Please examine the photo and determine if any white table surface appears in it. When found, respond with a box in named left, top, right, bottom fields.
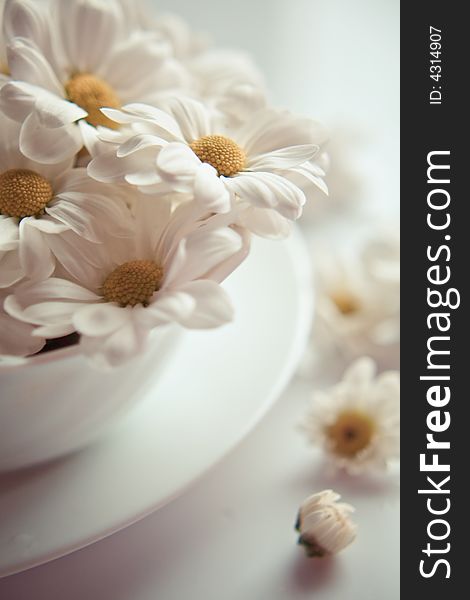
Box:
left=0, top=1, right=399, bottom=598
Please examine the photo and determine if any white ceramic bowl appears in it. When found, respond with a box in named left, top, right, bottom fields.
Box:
left=0, top=326, right=182, bottom=472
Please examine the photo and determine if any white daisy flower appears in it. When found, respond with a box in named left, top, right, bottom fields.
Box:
left=5, top=199, right=248, bottom=368
left=301, top=357, right=400, bottom=474
left=88, top=98, right=327, bottom=225
left=295, top=489, right=357, bottom=557
left=0, top=288, right=45, bottom=359
left=0, top=0, right=189, bottom=163
left=0, top=110, right=131, bottom=288
left=310, top=233, right=400, bottom=366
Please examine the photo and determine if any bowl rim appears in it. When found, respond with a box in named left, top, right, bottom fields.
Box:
left=0, top=343, right=81, bottom=372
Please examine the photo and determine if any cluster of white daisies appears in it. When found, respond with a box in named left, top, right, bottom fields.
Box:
left=0, top=0, right=328, bottom=367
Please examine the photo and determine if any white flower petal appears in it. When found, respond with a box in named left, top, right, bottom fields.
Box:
left=141, top=290, right=195, bottom=326
left=178, top=280, right=234, bottom=329
left=166, top=97, right=211, bottom=142
left=104, top=103, right=183, bottom=140
left=165, top=227, right=242, bottom=287
left=7, top=38, right=63, bottom=97
left=116, top=134, right=163, bottom=158
left=80, top=321, right=148, bottom=369
left=0, top=249, right=23, bottom=288
left=72, top=303, right=128, bottom=336
left=225, top=172, right=305, bottom=220
left=236, top=109, right=327, bottom=156
left=0, top=216, right=19, bottom=251
left=102, top=34, right=171, bottom=99
left=3, top=0, right=47, bottom=46
left=237, top=206, right=292, bottom=239
left=18, top=219, right=55, bottom=281
left=248, top=145, right=318, bottom=171
left=156, top=142, right=200, bottom=177
left=0, top=80, right=37, bottom=122
left=55, top=0, right=124, bottom=74
left=20, top=113, right=83, bottom=163
left=193, top=163, right=231, bottom=213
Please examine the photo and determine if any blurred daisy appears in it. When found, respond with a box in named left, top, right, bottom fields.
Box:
left=301, top=357, right=400, bottom=474
left=295, top=490, right=357, bottom=557
left=0, top=0, right=188, bottom=162
left=88, top=98, right=327, bottom=222
left=305, top=233, right=400, bottom=368
left=5, top=199, right=248, bottom=368
left=0, top=110, right=131, bottom=288
left=186, top=49, right=267, bottom=126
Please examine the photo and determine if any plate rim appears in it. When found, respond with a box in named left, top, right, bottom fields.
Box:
left=0, top=228, right=313, bottom=578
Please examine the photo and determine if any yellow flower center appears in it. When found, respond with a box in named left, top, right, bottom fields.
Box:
left=330, top=290, right=361, bottom=315
left=326, top=410, right=375, bottom=458
left=0, top=62, right=10, bottom=76
left=65, top=73, right=120, bottom=129
left=189, top=135, right=246, bottom=177
left=102, top=260, right=164, bottom=307
left=0, top=169, right=53, bottom=218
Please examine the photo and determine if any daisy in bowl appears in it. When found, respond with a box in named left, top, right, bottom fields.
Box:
left=87, top=97, right=328, bottom=225
left=5, top=198, right=248, bottom=368
left=0, top=110, right=131, bottom=288
left=0, top=0, right=190, bottom=163
left=301, top=357, right=400, bottom=475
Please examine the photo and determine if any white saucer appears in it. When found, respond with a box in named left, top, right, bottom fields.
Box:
left=0, top=229, right=313, bottom=578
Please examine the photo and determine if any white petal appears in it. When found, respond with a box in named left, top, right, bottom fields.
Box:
left=103, top=103, right=183, bottom=140
left=6, top=38, right=63, bottom=96
left=237, top=109, right=327, bottom=156
left=18, top=219, right=55, bottom=281
left=193, top=164, right=231, bottom=213
left=178, top=280, right=234, bottom=329
left=237, top=206, right=292, bottom=239
left=165, top=227, right=242, bottom=287
left=248, top=145, right=318, bottom=171
left=34, top=91, right=87, bottom=128
left=0, top=249, right=23, bottom=288
left=101, top=34, right=170, bottom=99
left=0, top=81, right=85, bottom=128
left=18, top=300, right=88, bottom=325
left=203, top=225, right=251, bottom=283
left=116, top=134, right=163, bottom=157
left=80, top=321, right=148, bottom=369
left=156, top=142, right=200, bottom=177
left=32, top=322, right=76, bottom=338
left=166, top=97, right=211, bottom=142
left=226, top=172, right=305, bottom=220
left=14, top=277, right=100, bottom=303
left=72, top=303, right=128, bottom=336
left=3, top=0, right=47, bottom=45
left=141, top=290, right=195, bottom=326
left=0, top=80, right=37, bottom=122
left=0, top=216, right=19, bottom=251
left=20, top=113, right=83, bottom=163
left=88, top=146, right=159, bottom=185
left=78, top=120, right=110, bottom=158
left=55, top=0, right=124, bottom=73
